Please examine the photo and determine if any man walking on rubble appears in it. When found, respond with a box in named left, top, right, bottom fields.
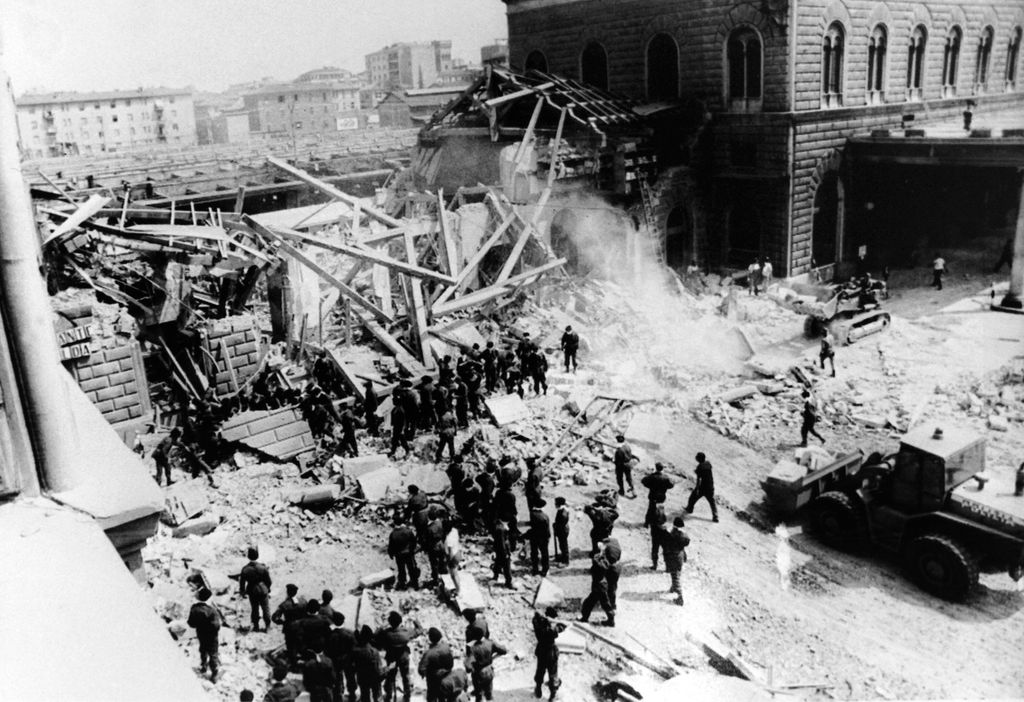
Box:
left=439, top=667, right=470, bottom=702
left=376, top=611, right=422, bottom=702
left=452, top=378, right=469, bottom=428
left=466, top=626, right=507, bottom=702
left=533, top=606, right=566, bottom=700
left=529, top=498, right=552, bottom=577
left=187, top=587, right=223, bottom=682
left=239, top=546, right=272, bottom=632
left=481, top=341, right=499, bottom=393
left=151, top=427, right=181, bottom=486
left=584, top=493, right=619, bottom=556
left=476, top=462, right=496, bottom=531
left=526, top=348, right=549, bottom=396
left=661, top=516, right=690, bottom=605
left=493, top=480, right=521, bottom=551
left=419, top=377, right=437, bottom=430
left=424, top=505, right=449, bottom=586
left=492, top=516, right=515, bottom=588
left=613, top=435, right=637, bottom=498
left=525, top=457, right=544, bottom=509
left=553, top=496, right=570, bottom=566
left=435, top=405, right=458, bottom=463
left=263, top=665, right=301, bottom=702
left=389, top=402, right=410, bottom=459
left=328, top=612, right=358, bottom=702
left=642, top=463, right=674, bottom=568
left=336, top=404, right=362, bottom=458
left=352, top=625, right=384, bottom=702
left=363, top=379, right=380, bottom=437
left=579, top=545, right=615, bottom=627
left=560, top=325, right=579, bottom=373
left=419, top=627, right=454, bottom=702
left=819, top=329, right=836, bottom=377
left=388, top=513, right=421, bottom=590
left=799, top=389, right=826, bottom=447
left=685, top=452, right=719, bottom=522
left=302, top=644, right=337, bottom=702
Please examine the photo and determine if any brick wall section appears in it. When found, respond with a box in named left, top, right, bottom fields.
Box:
left=220, top=407, right=315, bottom=459
left=201, top=315, right=262, bottom=396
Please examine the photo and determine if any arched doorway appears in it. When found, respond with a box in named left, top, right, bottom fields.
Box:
left=525, top=50, right=548, bottom=73
left=665, top=205, right=692, bottom=268
left=580, top=42, right=609, bottom=90
left=812, top=172, right=840, bottom=269
left=727, top=205, right=760, bottom=267
left=647, top=34, right=679, bottom=100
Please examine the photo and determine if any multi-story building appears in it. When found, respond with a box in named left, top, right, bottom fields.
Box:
left=501, top=0, right=1024, bottom=278
left=243, top=77, right=367, bottom=137
left=365, top=41, right=453, bottom=90
left=481, top=39, right=510, bottom=67
left=16, top=87, right=196, bottom=158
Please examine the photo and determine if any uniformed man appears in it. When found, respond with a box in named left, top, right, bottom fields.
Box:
left=418, top=627, right=454, bottom=702
left=239, top=546, right=272, bottom=631
left=578, top=549, right=615, bottom=627
left=405, top=485, right=428, bottom=522
left=559, top=325, right=579, bottom=373
left=375, top=611, right=421, bottom=702
left=262, top=665, right=301, bottom=702
left=462, top=609, right=490, bottom=643
left=388, top=402, right=410, bottom=458
left=396, top=379, right=419, bottom=441
left=529, top=498, right=551, bottom=577
left=438, top=356, right=454, bottom=386
left=526, top=349, right=548, bottom=396
left=661, top=516, right=691, bottom=605
left=336, top=405, right=361, bottom=458
left=493, top=484, right=520, bottom=551
left=476, top=462, right=496, bottom=532
left=423, top=506, right=448, bottom=586
left=465, top=627, right=507, bottom=702
left=452, top=378, right=469, bottom=428
left=613, top=435, right=636, bottom=498
left=187, top=587, right=223, bottom=681
left=516, top=332, right=536, bottom=361
left=301, top=644, right=337, bottom=702
left=446, top=458, right=466, bottom=496
left=328, top=612, right=358, bottom=702
left=272, top=583, right=306, bottom=628
left=603, top=537, right=622, bottom=612
left=435, top=407, right=458, bottom=463
left=524, top=458, right=544, bottom=510
left=685, top=452, right=719, bottom=522
left=820, top=329, right=836, bottom=377
left=151, top=427, right=181, bottom=486
left=363, top=380, right=380, bottom=436
left=387, top=513, right=420, bottom=591
left=553, top=497, right=570, bottom=566
left=455, top=477, right=481, bottom=532
left=438, top=667, right=469, bottom=702
left=492, top=517, right=514, bottom=588
left=532, top=606, right=566, bottom=700
left=352, top=625, right=384, bottom=702
left=648, top=504, right=667, bottom=570
left=583, top=496, right=619, bottom=556
left=481, top=341, right=499, bottom=393
left=295, top=599, right=332, bottom=659
left=319, top=590, right=337, bottom=622
left=419, top=377, right=437, bottom=430
left=641, top=463, right=674, bottom=566
left=799, top=391, right=826, bottom=448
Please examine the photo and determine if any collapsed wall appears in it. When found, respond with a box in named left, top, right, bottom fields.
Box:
left=200, top=314, right=263, bottom=396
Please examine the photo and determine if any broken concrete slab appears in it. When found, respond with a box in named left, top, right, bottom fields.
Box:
left=988, top=414, right=1009, bottom=432
left=484, top=393, right=532, bottom=426
left=358, top=569, right=395, bottom=590
left=557, top=627, right=588, bottom=655
left=355, top=589, right=376, bottom=630
left=162, top=479, right=210, bottom=527
left=755, top=381, right=786, bottom=396
left=532, top=577, right=564, bottom=609
left=852, top=414, right=887, bottom=429
left=717, top=385, right=759, bottom=404
left=343, top=454, right=391, bottom=479
left=402, top=463, right=448, bottom=494
left=624, top=411, right=671, bottom=451
left=203, top=568, right=233, bottom=595
left=172, top=513, right=220, bottom=538
left=453, top=572, right=487, bottom=613
left=337, top=594, right=360, bottom=628
left=357, top=465, right=402, bottom=502
left=289, top=485, right=340, bottom=509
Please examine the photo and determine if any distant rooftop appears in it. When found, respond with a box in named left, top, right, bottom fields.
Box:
left=295, top=66, right=354, bottom=83
left=243, top=79, right=365, bottom=97
left=18, top=87, right=192, bottom=106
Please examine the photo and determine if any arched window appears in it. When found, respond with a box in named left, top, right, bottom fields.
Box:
left=941, top=26, right=962, bottom=97
left=726, top=27, right=762, bottom=111
left=821, top=22, right=845, bottom=107
left=906, top=25, right=927, bottom=100
left=1007, top=27, right=1022, bottom=90
left=973, top=26, right=994, bottom=93
left=525, top=50, right=548, bottom=74
left=867, top=24, right=888, bottom=104
left=647, top=33, right=679, bottom=100
left=580, top=42, right=609, bottom=90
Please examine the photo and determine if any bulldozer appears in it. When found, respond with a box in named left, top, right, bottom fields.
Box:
left=770, top=277, right=890, bottom=345
left=762, top=425, right=1024, bottom=601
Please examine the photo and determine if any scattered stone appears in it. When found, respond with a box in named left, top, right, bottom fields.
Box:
left=988, top=414, right=1009, bottom=432
left=163, top=480, right=210, bottom=527
left=203, top=568, right=233, bottom=594
left=852, top=414, right=887, bottom=429
left=167, top=619, right=188, bottom=640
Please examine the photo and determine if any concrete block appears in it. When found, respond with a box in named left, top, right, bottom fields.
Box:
left=484, top=393, right=532, bottom=426
left=717, top=385, right=759, bottom=404
left=336, top=594, right=360, bottom=628
left=401, top=463, right=448, bottom=494
left=172, top=514, right=220, bottom=538
left=289, top=485, right=340, bottom=509
left=453, top=573, right=487, bottom=613
left=358, top=569, right=395, bottom=590
left=113, top=394, right=140, bottom=410
left=852, top=414, right=887, bottom=429
left=533, top=578, right=564, bottom=609
left=557, top=627, right=588, bottom=655
left=625, top=411, right=671, bottom=451
left=988, top=414, right=1009, bottom=432
left=94, top=399, right=116, bottom=414
left=127, top=405, right=143, bottom=419
left=75, top=365, right=94, bottom=380
left=357, top=465, right=402, bottom=502
left=105, top=408, right=132, bottom=423
left=107, top=369, right=136, bottom=386
left=91, top=361, right=120, bottom=376
left=103, top=345, right=133, bottom=362
left=164, top=479, right=211, bottom=526
left=267, top=434, right=315, bottom=459
left=118, top=358, right=136, bottom=371
left=203, top=568, right=233, bottom=595
left=343, top=454, right=391, bottom=478
left=79, top=376, right=110, bottom=393
left=96, top=384, right=125, bottom=401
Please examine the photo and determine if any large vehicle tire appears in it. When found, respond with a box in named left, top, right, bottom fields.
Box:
left=808, top=491, right=864, bottom=549
left=903, top=534, right=979, bottom=602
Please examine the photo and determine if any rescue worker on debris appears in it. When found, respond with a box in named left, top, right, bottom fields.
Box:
left=603, top=537, right=623, bottom=611
left=435, top=405, right=458, bottom=463
left=239, top=546, right=272, bottom=632
left=296, top=599, right=332, bottom=661
left=263, top=665, right=301, bottom=702
left=363, top=379, right=380, bottom=437
left=151, top=427, right=181, bottom=486
left=388, top=513, right=420, bottom=591
left=352, top=625, right=384, bottom=702
left=388, top=402, right=410, bottom=458
left=465, top=626, right=507, bottom=702
left=532, top=606, right=566, bottom=700
left=319, top=590, right=337, bottom=622
left=517, top=332, right=537, bottom=361
left=438, top=667, right=470, bottom=702
left=560, top=325, right=579, bottom=373
left=661, top=516, right=691, bottom=605
left=405, top=484, right=429, bottom=523
left=272, top=583, right=306, bottom=628
left=496, top=456, right=522, bottom=490
left=424, top=505, right=448, bottom=586
left=301, top=643, right=337, bottom=702
left=505, top=359, right=525, bottom=399
left=444, top=521, right=464, bottom=595
left=529, top=498, right=552, bottom=577
left=336, top=404, right=361, bottom=458
left=526, top=348, right=549, bottom=396
left=492, top=516, right=515, bottom=588
left=583, top=493, right=619, bottom=556
left=578, top=544, right=615, bottom=627
left=493, top=481, right=520, bottom=551
left=685, top=452, right=719, bottom=522
left=419, top=627, right=454, bottom=702
left=375, top=611, right=422, bottom=702
left=820, top=328, right=836, bottom=377
left=445, top=457, right=466, bottom=496
left=481, top=341, right=499, bottom=393
left=398, top=379, right=420, bottom=442
left=463, top=609, right=490, bottom=643
left=419, top=376, right=437, bottom=430
left=455, top=477, right=481, bottom=533
left=613, top=435, right=637, bottom=498
left=641, top=462, right=674, bottom=563
left=553, top=496, right=570, bottom=566
left=432, top=382, right=450, bottom=424
left=328, top=611, right=358, bottom=702
left=476, top=461, right=497, bottom=532
left=498, top=348, right=515, bottom=389
left=303, top=382, right=341, bottom=438
left=799, top=390, right=826, bottom=448
left=648, top=503, right=668, bottom=570
left=452, top=378, right=469, bottom=429
left=1014, top=461, right=1024, bottom=497
left=524, top=456, right=544, bottom=509
left=187, top=587, right=222, bottom=682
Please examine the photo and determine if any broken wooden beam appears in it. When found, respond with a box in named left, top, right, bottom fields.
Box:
left=403, top=228, right=435, bottom=369
left=431, top=212, right=516, bottom=308
left=431, top=258, right=566, bottom=317
left=356, top=312, right=428, bottom=378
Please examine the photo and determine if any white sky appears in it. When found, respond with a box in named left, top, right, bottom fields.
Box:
left=1, top=0, right=508, bottom=94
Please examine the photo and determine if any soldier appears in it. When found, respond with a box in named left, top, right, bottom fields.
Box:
left=553, top=497, right=570, bottom=566
left=560, top=325, right=579, bottom=373
left=438, top=667, right=470, bottom=702
left=328, top=612, right=358, bottom=702
left=455, top=477, right=481, bottom=533
left=493, top=483, right=520, bottom=551
left=424, top=505, right=448, bottom=586
left=492, top=517, right=514, bottom=588
left=641, top=463, right=674, bottom=565
left=239, top=546, right=272, bottom=632
left=583, top=495, right=619, bottom=556
left=481, top=341, right=499, bottom=392
left=352, top=625, right=384, bottom=702
left=578, top=548, right=615, bottom=627
left=603, top=537, right=622, bottom=612
left=497, top=348, right=515, bottom=389
left=387, top=513, right=420, bottom=591
left=375, top=611, right=421, bottom=702
left=524, top=457, right=544, bottom=510
left=419, top=377, right=437, bottom=430
left=462, top=609, right=490, bottom=643
left=476, top=462, right=496, bottom=531
left=529, top=498, right=551, bottom=577
left=648, top=504, right=667, bottom=570
left=336, top=404, right=361, bottom=458
left=532, top=606, right=566, bottom=700
left=516, top=332, right=536, bottom=361
left=465, top=627, right=507, bottom=702
left=319, top=590, right=337, bottom=622
left=452, top=378, right=469, bottom=428
left=363, top=380, right=380, bottom=436
left=263, top=665, right=301, bottom=702
left=151, top=427, right=181, bottom=486
left=388, top=402, right=410, bottom=458
left=187, top=587, right=222, bottom=682
left=613, top=435, right=637, bottom=498
left=405, top=485, right=428, bottom=522
left=433, top=382, right=450, bottom=423
left=435, top=406, right=458, bottom=463
left=661, top=516, right=691, bottom=605
left=301, top=644, right=337, bottom=702
left=526, top=349, right=549, bottom=396
left=272, top=583, right=306, bottom=628
left=685, top=452, right=719, bottom=522
left=418, top=628, right=454, bottom=702
left=799, top=390, right=826, bottom=448
left=295, top=599, right=332, bottom=658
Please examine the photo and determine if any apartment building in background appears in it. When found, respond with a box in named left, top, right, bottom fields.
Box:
left=365, top=41, right=453, bottom=89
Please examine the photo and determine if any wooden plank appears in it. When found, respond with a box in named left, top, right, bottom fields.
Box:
left=431, top=258, right=566, bottom=317
left=496, top=220, right=532, bottom=283
left=325, top=347, right=364, bottom=400
left=431, top=212, right=515, bottom=308
left=357, top=312, right=428, bottom=377
left=483, top=82, right=555, bottom=108
left=43, top=194, right=112, bottom=245
left=267, top=156, right=404, bottom=229
left=530, top=186, right=552, bottom=227
left=233, top=186, right=246, bottom=214
left=437, top=189, right=459, bottom=276
left=513, top=97, right=545, bottom=165
left=403, top=227, right=435, bottom=369
left=546, top=107, right=567, bottom=188
left=36, top=169, right=78, bottom=205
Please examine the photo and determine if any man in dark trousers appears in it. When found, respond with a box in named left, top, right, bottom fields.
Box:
left=423, top=506, right=448, bottom=586
left=187, top=587, right=222, bottom=681
left=301, top=644, right=337, bottom=702
left=493, top=482, right=520, bottom=551
left=559, top=325, right=579, bottom=373
left=476, top=462, right=496, bottom=531
left=661, top=516, right=691, bottom=605
left=799, top=390, right=826, bottom=447
left=418, top=627, right=454, bottom=702
left=685, top=452, right=719, bottom=522
left=647, top=504, right=667, bottom=570
left=819, top=329, right=836, bottom=377
left=452, top=378, right=469, bottom=428
left=433, top=382, right=450, bottom=423
left=481, top=341, right=499, bottom=392
left=492, top=517, right=514, bottom=588
left=151, top=427, right=181, bottom=486
left=295, top=599, right=332, bottom=658
left=603, top=537, right=622, bottom=612
left=553, top=497, right=570, bottom=566
left=419, top=377, right=437, bottom=430
left=239, top=546, right=272, bottom=631
left=465, top=627, right=507, bottom=702
left=396, top=379, right=419, bottom=441
left=388, top=513, right=420, bottom=590
left=613, top=435, right=636, bottom=498
left=529, top=498, right=552, bottom=576
left=336, top=405, right=361, bottom=458
left=463, top=609, right=490, bottom=643
left=455, top=477, right=481, bottom=533
left=389, top=402, right=410, bottom=458
left=272, top=583, right=306, bottom=629
left=363, top=380, right=380, bottom=436
left=352, top=625, right=383, bottom=702
left=328, top=612, right=358, bottom=702
left=405, top=485, right=428, bottom=522
left=375, top=611, right=421, bottom=702
left=438, top=667, right=470, bottom=702
left=319, top=590, right=337, bottom=622
left=524, top=457, right=544, bottom=509
left=532, top=606, right=566, bottom=700
left=446, top=458, right=466, bottom=497
left=583, top=495, right=618, bottom=556
left=641, top=463, right=674, bottom=567
left=579, top=548, right=615, bottom=627
left=263, top=665, right=301, bottom=702
left=526, top=348, right=548, bottom=396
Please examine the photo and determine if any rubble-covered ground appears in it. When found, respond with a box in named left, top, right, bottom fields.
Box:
left=142, top=257, right=1024, bottom=701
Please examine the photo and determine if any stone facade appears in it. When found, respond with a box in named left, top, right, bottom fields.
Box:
left=504, top=0, right=1024, bottom=275
left=201, top=315, right=263, bottom=397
